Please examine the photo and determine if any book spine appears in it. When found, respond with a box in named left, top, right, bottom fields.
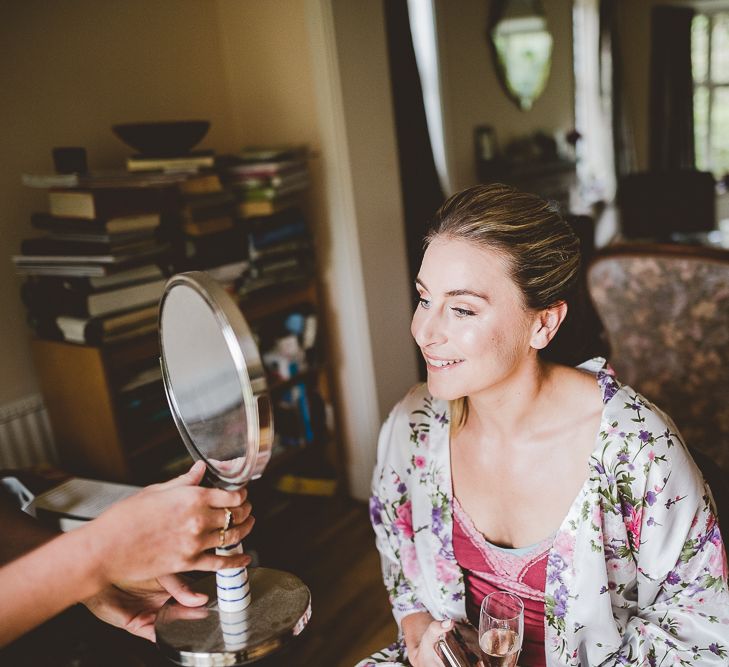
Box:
left=238, top=179, right=308, bottom=202
left=248, top=220, right=308, bottom=250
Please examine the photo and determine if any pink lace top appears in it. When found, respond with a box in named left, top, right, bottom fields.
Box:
left=452, top=497, right=551, bottom=667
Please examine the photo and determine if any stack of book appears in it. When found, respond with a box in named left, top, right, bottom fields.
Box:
left=14, top=181, right=176, bottom=345
left=240, top=208, right=313, bottom=296
left=177, top=172, right=246, bottom=273
left=222, top=146, right=314, bottom=296
left=126, top=150, right=215, bottom=173
left=226, top=145, right=309, bottom=218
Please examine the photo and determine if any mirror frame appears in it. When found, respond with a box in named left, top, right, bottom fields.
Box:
left=487, top=0, right=553, bottom=112
left=158, top=271, right=273, bottom=489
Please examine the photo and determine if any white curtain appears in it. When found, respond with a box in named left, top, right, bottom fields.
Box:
left=573, top=0, right=616, bottom=204
left=407, top=0, right=454, bottom=195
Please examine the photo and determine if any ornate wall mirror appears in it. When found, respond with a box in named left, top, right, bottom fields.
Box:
left=488, top=0, right=553, bottom=111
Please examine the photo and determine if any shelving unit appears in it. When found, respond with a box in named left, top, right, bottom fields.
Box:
left=30, top=276, right=339, bottom=486
left=23, top=145, right=341, bottom=497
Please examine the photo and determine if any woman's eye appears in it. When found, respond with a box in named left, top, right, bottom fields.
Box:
left=452, top=307, right=475, bottom=317
left=417, top=297, right=431, bottom=309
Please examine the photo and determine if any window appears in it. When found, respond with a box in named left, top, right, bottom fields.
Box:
left=693, top=11, right=729, bottom=177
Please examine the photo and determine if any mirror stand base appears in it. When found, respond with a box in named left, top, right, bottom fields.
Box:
left=156, top=567, right=311, bottom=665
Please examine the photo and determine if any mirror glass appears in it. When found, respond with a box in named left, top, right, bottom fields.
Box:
left=159, top=273, right=272, bottom=488
left=489, top=0, right=553, bottom=111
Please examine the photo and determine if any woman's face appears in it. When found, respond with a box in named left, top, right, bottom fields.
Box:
left=411, top=236, right=540, bottom=401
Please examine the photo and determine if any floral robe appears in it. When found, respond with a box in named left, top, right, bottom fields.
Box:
left=356, top=359, right=729, bottom=666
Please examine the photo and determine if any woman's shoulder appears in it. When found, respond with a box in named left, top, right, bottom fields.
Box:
left=603, top=378, right=674, bottom=437
left=575, top=359, right=675, bottom=435
left=597, top=369, right=694, bottom=473
left=569, top=357, right=689, bottom=464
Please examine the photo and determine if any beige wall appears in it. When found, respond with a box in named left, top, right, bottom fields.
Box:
left=329, top=0, right=419, bottom=422
left=0, top=0, right=238, bottom=404
left=436, top=0, right=575, bottom=191
left=326, top=0, right=420, bottom=497
left=215, top=0, right=331, bottom=191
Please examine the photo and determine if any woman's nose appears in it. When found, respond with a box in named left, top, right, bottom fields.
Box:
left=411, top=305, right=445, bottom=348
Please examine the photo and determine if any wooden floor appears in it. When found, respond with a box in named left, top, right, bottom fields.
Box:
left=251, top=493, right=398, bottom=666
left=0, top=493, right=397, bottom=667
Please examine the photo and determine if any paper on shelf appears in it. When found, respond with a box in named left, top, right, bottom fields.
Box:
left=25, top=477, right=141, bottom=525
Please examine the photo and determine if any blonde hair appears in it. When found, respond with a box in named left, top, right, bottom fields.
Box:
left=425, top=183, right=581, bottom=432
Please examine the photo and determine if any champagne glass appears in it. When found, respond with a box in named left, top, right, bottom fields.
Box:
left=479, top=591, right=524, bottom=667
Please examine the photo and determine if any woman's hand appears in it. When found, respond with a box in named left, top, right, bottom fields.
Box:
left=82, top=574, right=208, bottom=642
left=402, top=611, right=454, bottom=666
left=87, top=461, right=255, bottom=588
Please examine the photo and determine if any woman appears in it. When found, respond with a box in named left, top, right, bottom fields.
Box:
left=357, top=185, right=729, bottom=666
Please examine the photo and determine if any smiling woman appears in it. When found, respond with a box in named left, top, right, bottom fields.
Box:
left=414, top=185, right=579, bottom=431
left=355, top=184, right=729, bottom=667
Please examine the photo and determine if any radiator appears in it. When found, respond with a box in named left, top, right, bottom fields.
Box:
left=0, top=394, right=58, bottom=469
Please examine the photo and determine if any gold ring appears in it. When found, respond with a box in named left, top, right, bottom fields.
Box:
left=222, top=508, right=233, bottom=531
left=219, top=527, right=227, bottom=547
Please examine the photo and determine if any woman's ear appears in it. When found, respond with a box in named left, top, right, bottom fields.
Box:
left=530, top=301, right=568, bottom=350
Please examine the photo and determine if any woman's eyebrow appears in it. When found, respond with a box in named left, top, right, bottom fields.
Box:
left=416, top=278, right=489, bottom=302
left=445, top=288, right=489, bottom=301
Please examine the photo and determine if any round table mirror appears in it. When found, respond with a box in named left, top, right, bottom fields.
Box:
left=155, top=272, right=311, bottom=665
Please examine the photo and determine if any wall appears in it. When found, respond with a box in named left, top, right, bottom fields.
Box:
left=325, top=0, right=420, bottom=497
left=435, top=0, right=576, bottom=191
left=0, top=0, right=237, bottom=405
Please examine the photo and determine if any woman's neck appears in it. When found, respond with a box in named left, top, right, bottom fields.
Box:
left=462, top=357, right=556, bottom=445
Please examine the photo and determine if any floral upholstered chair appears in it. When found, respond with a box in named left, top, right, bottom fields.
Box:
left=586, top=243, right=729, bottom=475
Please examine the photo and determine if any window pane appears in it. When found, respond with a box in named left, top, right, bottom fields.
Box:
left=712, top=13, right=729, bottom=83
left=693, top=14, right=708, bottom=83
left=694, top=85, right=709, bottom=172
left=711, top=87, right=729, bottom=176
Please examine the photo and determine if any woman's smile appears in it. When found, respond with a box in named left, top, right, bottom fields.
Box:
left=424, top=355, right=465, bottom=370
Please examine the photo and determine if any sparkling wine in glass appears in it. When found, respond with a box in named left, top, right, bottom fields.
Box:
left=479, top=591, right=524, bottom=667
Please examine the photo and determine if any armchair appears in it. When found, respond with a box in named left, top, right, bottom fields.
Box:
left=586, top=244, right=729, bottom=518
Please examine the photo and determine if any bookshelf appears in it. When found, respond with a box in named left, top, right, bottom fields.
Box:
left=24, top=149, right=342, bottom=491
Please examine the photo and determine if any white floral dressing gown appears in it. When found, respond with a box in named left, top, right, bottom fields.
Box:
left=356, top=359, right=729, bottom=666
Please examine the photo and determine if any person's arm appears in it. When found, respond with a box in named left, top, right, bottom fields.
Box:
left=597, top=413, right=729, bottom=665
left=0, top=461, right=254, bottom=647
left=0, top=479, right=209, bottom=642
